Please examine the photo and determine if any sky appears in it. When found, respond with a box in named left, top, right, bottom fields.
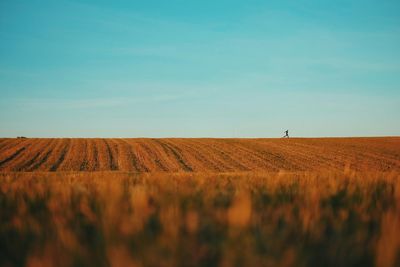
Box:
left=0, top=0, right=399, bottom=137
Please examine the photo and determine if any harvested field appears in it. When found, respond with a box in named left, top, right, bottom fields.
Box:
left=0, top=137, right=399, bottom=172
left=1, top=137, right=400, bottom=267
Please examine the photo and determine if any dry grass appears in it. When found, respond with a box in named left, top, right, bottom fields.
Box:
left=1, top=171, right=399, bottom=267
left=1, top=137, right=400, bottom=172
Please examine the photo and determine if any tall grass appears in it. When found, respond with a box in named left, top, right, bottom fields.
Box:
left=0, top=171, right=399, bottom=267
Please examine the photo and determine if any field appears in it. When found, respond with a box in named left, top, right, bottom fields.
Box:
left=1, top=138, right=400, bottom=267
left=1, top=137, right=400, bottom=172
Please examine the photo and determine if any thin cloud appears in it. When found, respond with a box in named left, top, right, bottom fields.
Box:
left=11, top=93, right=193, bottom=110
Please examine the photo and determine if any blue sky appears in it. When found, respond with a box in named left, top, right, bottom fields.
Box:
left=0, top=0, right=399, bottom=137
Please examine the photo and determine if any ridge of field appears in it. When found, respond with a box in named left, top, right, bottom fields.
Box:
left=0, top=137, right=399, bottom=172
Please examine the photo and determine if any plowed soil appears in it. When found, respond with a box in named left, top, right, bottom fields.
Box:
left=0, top=137, right=399, bottom=172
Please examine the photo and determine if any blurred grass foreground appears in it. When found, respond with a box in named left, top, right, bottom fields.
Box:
left=1, top=171, right=399, bottom=267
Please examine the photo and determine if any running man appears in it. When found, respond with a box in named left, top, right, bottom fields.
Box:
left=283, top=130, right=289, bottom=138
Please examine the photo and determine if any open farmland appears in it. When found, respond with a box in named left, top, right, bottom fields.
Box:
left=0, top=137, right=400, bottom=172
left=1, top=137, right=400, bottom=267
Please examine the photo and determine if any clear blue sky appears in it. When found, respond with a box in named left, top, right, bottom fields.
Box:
left=1, top=0, right=399, bottom=137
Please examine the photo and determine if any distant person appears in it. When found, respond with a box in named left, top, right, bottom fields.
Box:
left=283, top=130, right=289, bottom=138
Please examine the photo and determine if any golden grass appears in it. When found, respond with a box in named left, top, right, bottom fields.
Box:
left=1, top=171, right=399, bottom=267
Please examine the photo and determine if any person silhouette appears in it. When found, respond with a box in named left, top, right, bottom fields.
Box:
left=284, top=130, right=289, bottom=138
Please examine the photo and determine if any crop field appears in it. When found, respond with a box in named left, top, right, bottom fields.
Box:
left=0, top=138, right=400, bottom=267
left=1, top=171, right=400, bottom=267
left=0, top=137, right=400, bottom=172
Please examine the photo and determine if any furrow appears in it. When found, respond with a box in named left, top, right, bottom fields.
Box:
left=39, top=139, right=68, bottom=171
left=193, top=139, right=249, bottom=171
left=0, top=139, right=16, bottom=152
left=174, top=139, right=223, bottom=171
left=186, top=139, right=237, bottom=172
left=79, top=139, right=89, bottom=171
left=104, top=139, right=118, bottom=171
left=58, top=139, right=88, bottom=171
left=50, top=139, right=71, bottom=171
left=153, top=139, right=193, bottom=172
left=115, top=139, right=141, bottom=172
left=0, top=147, right=26, bottom=168
left=6, top=139, right=50, bottom=171
left=214, top=139, right=271, bottom=171
left=25, top=139, right=59, bottom=171
left=137, top=140, right=170, bottom=171
left=0, top=139, right=32, bottom=164
left=122, top=139, right=149, bottom=172
left=84, top=139, right=99, bottom=171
